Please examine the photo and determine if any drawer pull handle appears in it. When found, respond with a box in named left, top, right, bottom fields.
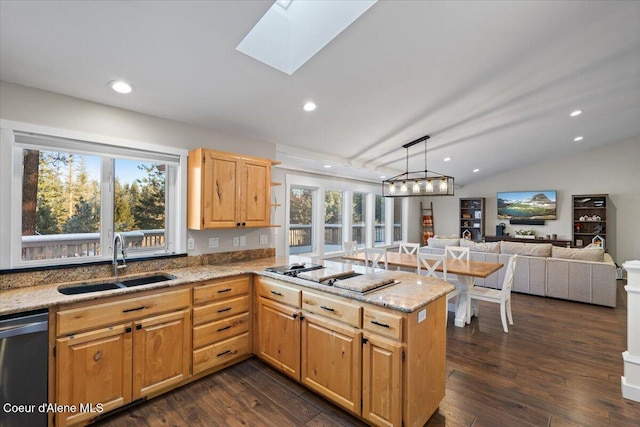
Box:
left=320, top=305, right=335, bottom=312
left=371, top=320, right=390, bottom=328
left=123, top=306, right=145, bottom=313
left=218, top=288, right=232, bottom=293
left=216, top=349, right=238, bottom=358
left=270, top=290, right=283, bottom=296
left=217, top=307, right=232, bottom=313
left=94, top=351, right=102, bottom=362
left=217, top=325, right=232, bottom=332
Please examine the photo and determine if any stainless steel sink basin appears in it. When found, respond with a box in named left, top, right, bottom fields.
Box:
left=58, top=273, right=176, bottom=295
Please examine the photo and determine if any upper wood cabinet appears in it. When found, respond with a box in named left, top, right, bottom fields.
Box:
left=187, top=148, right=278, bottom=229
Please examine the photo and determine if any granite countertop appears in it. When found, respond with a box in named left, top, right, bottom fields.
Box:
left=0, top=256, right=454, bottom=315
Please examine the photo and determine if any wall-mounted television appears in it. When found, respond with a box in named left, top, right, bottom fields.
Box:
left=497, top=190, right=557, bottom=220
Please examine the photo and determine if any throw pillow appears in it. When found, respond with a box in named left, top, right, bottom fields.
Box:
left=427, top=237, right=460, bottom=249
left=551, top=246, right=605, bottom=262
left=460, top=240, right=500, bottom=253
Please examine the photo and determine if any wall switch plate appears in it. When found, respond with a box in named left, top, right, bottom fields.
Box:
left=188, top=238, right=195, bottom=250
left=418, top=309, right=427, bottom=323
left=208, top=237, right=219, bottom=248
left=233, top=237, right=240, bottom=247
left=259, top=234, right=268, bottom=245
left=239, top=236, right=246, bottom=246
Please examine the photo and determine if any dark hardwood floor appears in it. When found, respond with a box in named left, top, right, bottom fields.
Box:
left=97, top=281, right=640, bottom=426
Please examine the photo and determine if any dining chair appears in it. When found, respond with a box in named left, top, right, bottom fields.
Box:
left=445, top=245, right=470, bottom=260
left=364, top=247, right=388, bottom=269
left=398, top=242, right=420, bottom=255
left=466, top=254, right=518, bottom=333
left=417, top=253, right=458, bottom=325
left=344, top=240, right=358, bottom=255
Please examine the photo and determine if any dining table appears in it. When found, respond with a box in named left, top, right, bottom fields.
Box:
left=342, top=251, right=503, bottom=328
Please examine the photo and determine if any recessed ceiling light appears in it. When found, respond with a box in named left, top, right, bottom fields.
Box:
left=380, top=175, right=386, bottom=179
left=443, top=157, right=452, bottom=162
left=570, top=110, right=582, bottom=117
left=109, top=80, right=133, bottom=94
left=473, top=168, right=480, bottom=173
left=303, top=101, right=317, bottom=112
left=323, top=164, right=331, bottom=168
left=574, top=136, right=584, bottom=142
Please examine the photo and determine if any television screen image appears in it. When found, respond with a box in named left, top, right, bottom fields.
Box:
left=497, top=191, right=557, bottom=220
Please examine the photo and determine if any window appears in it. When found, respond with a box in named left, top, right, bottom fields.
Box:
left=393, top=197, right=403, bottom=242
left=289, top=187, right=314, bottom=255
left=2, top=129, right=185, bottom=268
left=374, top=194, right=385, bottom=247
left=324, top=190, right=343, bottom=253
left=352, top=192, right=366, bottom=248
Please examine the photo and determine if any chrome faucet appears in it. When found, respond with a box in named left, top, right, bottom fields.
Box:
left=113, top=233, right=127, bottom=277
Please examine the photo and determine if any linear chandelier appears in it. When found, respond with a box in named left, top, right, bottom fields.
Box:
left=382, top=135, right=454, bottom=197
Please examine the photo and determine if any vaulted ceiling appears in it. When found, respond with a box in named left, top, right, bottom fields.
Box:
left=1, top=1, right=639, bottom=185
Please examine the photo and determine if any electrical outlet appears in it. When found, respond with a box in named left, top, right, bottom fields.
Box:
left=188, top=238, right=195, bottom=250
left=208, top=237, right=219, bottom=248
left=259, top=234, right=268, bottom=245
left=233, top=237, right=240, bottom=247
left=240, top=236, right=246, bottom=246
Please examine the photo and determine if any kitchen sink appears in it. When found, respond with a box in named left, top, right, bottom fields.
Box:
left=58, top=273, right=176, bottom=295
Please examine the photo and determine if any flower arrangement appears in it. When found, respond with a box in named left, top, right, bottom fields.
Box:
left=515, top=229, right=535, bottom=236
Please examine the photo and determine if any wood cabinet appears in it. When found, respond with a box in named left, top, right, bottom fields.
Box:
left=192, top=276, right=252, bottom=375
left=572, top=194, right=613, bottom=251
left=54, top=288, right=191, bottom=427
left=255, top=277, right=446, bottom=427
left=187, top=148, right=276, bottom=229
left=301, top=311, right=362, bottom=415
left=362, top=333, right=402, bottom=427
left=460, top=197, right=485, bottom=241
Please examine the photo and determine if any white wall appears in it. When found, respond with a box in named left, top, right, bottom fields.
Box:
left=0, top=81, right=278, bottom=256
left=418, top=136, right=640, bottom=264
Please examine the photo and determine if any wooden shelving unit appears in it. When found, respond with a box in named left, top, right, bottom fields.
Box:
left=459, top=198, right=485, bottom=242
left=420, top=201, right=434, bottom=245
left=572, top=194, right=612, bottom=251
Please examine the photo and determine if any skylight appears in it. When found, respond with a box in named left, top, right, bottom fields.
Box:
left=236, top=0, right=377, bottom=75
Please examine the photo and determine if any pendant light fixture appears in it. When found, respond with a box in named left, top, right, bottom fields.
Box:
left=382, top=135, right=454, bottom=197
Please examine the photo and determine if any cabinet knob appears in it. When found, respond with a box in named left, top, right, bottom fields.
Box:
left=236, top=222, right=241, bottom=227
left=94, top=351, right=102, bottom=362
left=241, top=222, right=246, bottom=227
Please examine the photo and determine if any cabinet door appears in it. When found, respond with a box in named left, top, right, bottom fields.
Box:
left=202, top=151, right=239, bottom=228
left=257, top=297, right=301, bottom=381
left=240, top=158, right=271, bottom=227
left=56, top=324, right=132, bottom=427
left=301, top=312, right=362, bottom=415
left=362, top=334, right=402, bottom=427
left=132, top=309, right=191, bottom=399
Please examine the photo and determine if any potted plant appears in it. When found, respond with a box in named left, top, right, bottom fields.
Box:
left=515, top=229, right=536, bottom=239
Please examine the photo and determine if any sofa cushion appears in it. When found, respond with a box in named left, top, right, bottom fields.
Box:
left=551, top=246, right=605, bottom=262
left=460, top=239, right=500, bottom=253
left=500, top=241, right=552, bottom=257
left=427, top=238, right=459, bottom=249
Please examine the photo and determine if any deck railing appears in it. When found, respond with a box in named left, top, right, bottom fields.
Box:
left=21, top=229, right=165, bottom=261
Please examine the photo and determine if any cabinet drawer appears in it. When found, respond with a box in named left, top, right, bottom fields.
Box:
left=193, top=313, right=250, bottom=349
left=57, top=288, right=191, bottom=336
left=193, top=295, right=249, bottom=326
left=363, top=308, right=403, bottom=341
left=302, top=291, right=361, bottom=328
left=257, top=277, right=301, bottom=308
left=193, top=275, right=250, bottom=305
left=193, top=332, right=250, bottom=374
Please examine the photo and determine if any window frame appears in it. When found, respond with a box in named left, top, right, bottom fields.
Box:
left=0, top=120, right=188, bottom=269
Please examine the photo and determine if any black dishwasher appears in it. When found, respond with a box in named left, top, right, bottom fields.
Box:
left=0, top=309, right=48, bottom=427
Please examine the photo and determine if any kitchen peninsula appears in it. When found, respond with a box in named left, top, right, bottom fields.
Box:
left=0, top=256, right=453, bottom=427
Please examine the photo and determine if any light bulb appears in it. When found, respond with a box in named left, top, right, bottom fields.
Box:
left=439, top=178, right=448, bottom=192
left=400, top=181, right=407, bottom=193
left=412, top=181, right=420, bottom=193
left=389, top=182, right=395, bottom=194
left=426, top=180, right=434, bottom=192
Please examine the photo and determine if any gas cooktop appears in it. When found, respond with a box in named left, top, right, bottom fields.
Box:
left=265, top=263, right=324, bottom=277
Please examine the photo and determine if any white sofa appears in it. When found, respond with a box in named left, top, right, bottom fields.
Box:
left=420, top=238, right=617, bottom=307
